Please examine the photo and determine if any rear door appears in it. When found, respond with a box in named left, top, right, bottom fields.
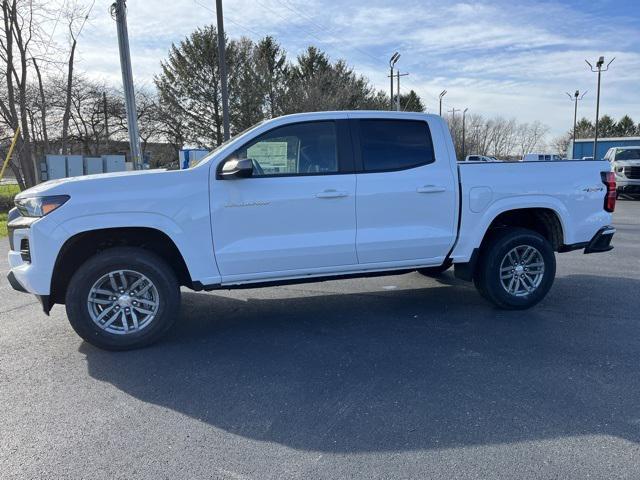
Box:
left=351, top=117, right=458, bottom=265
left=210, top=119, right=358, bottom=279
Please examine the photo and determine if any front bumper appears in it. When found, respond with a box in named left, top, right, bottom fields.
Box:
left=6, top=271, right=53, bottom=314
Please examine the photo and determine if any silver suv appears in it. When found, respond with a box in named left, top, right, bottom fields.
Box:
left=604, top=147, right=640, bottom=196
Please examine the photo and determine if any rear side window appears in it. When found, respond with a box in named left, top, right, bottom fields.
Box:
left=358, top=120, right=435, bottom=172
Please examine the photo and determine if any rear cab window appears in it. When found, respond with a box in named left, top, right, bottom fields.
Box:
left=355, top=119, right=435, bottom=172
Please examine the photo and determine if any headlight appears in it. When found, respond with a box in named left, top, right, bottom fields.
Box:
left=15, top=195, right=70, bottom=217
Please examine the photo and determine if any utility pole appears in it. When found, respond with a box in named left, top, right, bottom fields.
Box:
left=216, top=0, right=230, bottom=141
left=448, top=108, right=460, bottom=159
left=439, top=90, right=447, bottom=116
left=396, top=71, right=409, bottom=111
left=586, top=56, right=614, bottom=160
left=111, top=0, right=143, bottom=169
left=462, top=107, right=469, bottom=160
left=389, top=52, right=400, bottom=111
left=102, top=91, right=110, bottom=151
left=565, top=90, right=587, bottom=154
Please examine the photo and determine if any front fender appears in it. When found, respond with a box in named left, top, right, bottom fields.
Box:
left=54, top=212, right=221, bottom=285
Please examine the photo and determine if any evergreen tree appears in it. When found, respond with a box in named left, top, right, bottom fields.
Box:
left=597, top=115, right=616, bottom=137
left=399, top=90, right=425, bottom=112
left=616, top=115, right=635, bottom=136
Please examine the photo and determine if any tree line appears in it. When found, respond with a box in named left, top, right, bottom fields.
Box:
left=552, top=115, right=640, bottom=155
left=1, top=2, right=423, bottom=188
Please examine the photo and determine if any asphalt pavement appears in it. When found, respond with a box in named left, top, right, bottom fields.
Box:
left=1, top=201, right=639, bottom=479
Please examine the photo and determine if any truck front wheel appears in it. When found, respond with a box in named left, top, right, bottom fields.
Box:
left=65, top=247, right=181, bottom=350
left=474, top=228, right=555, bottom=309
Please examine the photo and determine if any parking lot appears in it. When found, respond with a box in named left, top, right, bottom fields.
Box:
left=0, top=200, right=638, bottom=479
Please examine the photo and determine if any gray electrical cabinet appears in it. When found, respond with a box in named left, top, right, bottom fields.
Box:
left=85, top=157, right=103, bottom=175
left=66, top=155, right=84, bottom=177
left=45, top=155, right=67, bottom=180
left=103, top=155, right=126, bottom=173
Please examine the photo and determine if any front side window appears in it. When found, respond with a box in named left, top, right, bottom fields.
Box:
left=358, top=120, right=435, bottom=172
left=227, top=121, right=338, bottom=176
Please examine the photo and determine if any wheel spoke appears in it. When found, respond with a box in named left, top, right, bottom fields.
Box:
left=121, top=310, right=128, bottom=333
left=137, top=282, right=153, bottom=296
left=128, top=276, right=146, bottom=293
left=92, top=288, right=113, bottom=296
left=89, top=297, right=113, bottom=305
left=96, top=304, right=116, bottom=322
left=119, top=272, right=128, bottom=289
left=130, top=309, right=139, bottom=329
left=109, top=273, right=119, bottom=292
left=101, top=310, right=120, bottom=328
left=135, top=298, right=157, bottom=308
left=133, top=305, right=155, bottom=315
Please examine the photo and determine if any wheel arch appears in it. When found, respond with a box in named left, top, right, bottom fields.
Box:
left=50, top=226, right=193, bottom=305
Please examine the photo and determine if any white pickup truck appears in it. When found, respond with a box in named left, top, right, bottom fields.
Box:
left=6, top=112, right=617, bottom=350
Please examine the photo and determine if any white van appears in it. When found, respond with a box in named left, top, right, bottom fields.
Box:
left=523, top=153, right=563, bottom=162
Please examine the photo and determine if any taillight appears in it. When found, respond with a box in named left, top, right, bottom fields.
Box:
left=601, top=171, right=616, bottom=212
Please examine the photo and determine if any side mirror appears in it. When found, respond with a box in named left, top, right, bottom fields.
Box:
left=218, top=158, right=253, bottom=179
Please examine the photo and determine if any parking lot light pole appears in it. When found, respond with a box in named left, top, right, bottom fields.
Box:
left=462, top=107, right=469, bottom=160
left=216, top=0, right=230, bottom=141
left=389, top=52, right=400, bottom=110
left=439, top=90, right=447, bottom=116
left=586, top=56, right=614, bottom=160
left=566, top=90, right=587, bottom=153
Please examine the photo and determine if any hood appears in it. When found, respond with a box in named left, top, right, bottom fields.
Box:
left=15, top=169, right=168, bottom=199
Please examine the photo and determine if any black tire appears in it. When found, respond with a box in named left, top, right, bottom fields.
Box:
left=417, top=258, right=453, bottom=277
left=473, top=228, right=555, bottom=310
left=65, top=247, right=181, bottom=350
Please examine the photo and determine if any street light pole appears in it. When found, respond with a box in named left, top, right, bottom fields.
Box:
left=462, top=107, right=469, bottom=160
left=586, top=56, right=614, bottom=160
left=439, top=90, right=447, bottom=116
left=565, top=90, right=587, bottom=154
left=389, top=52, right=400, bottom=111
left=396, top=71, right=409, bottom=111
left=216, top=0, right=230, bottom=141
left=111, top=0, right=142, bottom=169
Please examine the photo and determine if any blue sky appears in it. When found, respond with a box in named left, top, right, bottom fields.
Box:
left=74, top=0, right=640, bottom=138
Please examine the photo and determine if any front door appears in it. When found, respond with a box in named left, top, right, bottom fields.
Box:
left=210, top=120, right=357, bottom=279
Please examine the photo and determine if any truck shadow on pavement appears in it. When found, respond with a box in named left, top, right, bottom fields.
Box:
left=81, top=273, right=640, bottom=452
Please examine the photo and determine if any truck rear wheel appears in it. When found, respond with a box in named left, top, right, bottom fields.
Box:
left=474, top=228, right=555, bottom=309
left=65, top=247, right=181, bottom=350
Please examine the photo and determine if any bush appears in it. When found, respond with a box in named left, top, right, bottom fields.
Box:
left=0, top=184, right=19, bottom=213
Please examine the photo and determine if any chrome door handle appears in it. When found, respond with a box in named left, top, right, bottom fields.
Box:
left=417, top=185, right=446, bottom=194
left=316, top=189, right=349, bottom=199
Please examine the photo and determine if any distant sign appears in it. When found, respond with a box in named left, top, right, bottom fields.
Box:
left=247, top=142, right=289, bottom=172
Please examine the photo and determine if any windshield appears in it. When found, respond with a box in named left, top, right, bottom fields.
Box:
left=190, top=120, right=266, bottom=167
left=615, top=149, right=640, bottom=161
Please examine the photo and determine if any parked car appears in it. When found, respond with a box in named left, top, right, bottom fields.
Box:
left=462, top=155, right=500, bottom=162
left=522, top=153, right=563, bottom=161
left=6, top=111, right=617, bottom=350
left=603, top=146, right=640, bottom=195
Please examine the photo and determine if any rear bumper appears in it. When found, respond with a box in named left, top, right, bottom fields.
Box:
left=584, top=226, right=615, bottom=254
left=559, top=226, right=615, bottom=254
